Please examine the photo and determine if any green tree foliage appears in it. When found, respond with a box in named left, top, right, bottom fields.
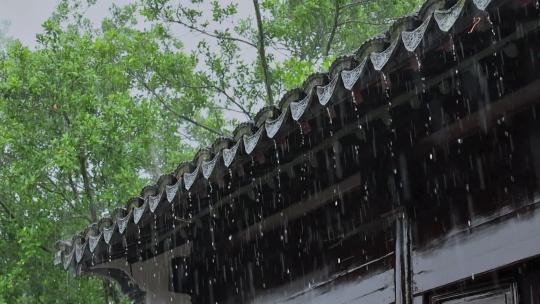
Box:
left=140, top=0, right=424, bottom=95
left=0, top=0, right=423, bottom=302
left=0, top=4, right=220, bottom=303
left=265, top=0, right=424, bottom=88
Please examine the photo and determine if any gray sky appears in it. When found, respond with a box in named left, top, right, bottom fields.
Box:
left=0, top=0, right=146, bottom=47
left=0, top=0, right=58, bottom=47
left=0, top=0, right=255, bottom=51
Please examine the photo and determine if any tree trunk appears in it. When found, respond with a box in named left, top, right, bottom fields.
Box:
left=253, top=0, right=274, bottom=106
left=78, top=151, right=97, bottom=222
left=324, top=0, right=341, bottom=57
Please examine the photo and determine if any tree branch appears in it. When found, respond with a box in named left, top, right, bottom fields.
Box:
left=208, top=84, right=253, bottom=120
left=152, top=70, right=253, bottom=120
left=68, top=174, right=80, bottom=201
left=253, top=0, right=274, bottom=105
left=0, top=199, right=14, bottom=220
left=209, top=105, right=247, bottom=115
left=78, top=151, right=97, bottom=222
left=36, top=183, right=76, bottom=213
left=338, top=0, right=376, bottom=10
left=324, top=0, right=341, bottom=57
left=164, top=16, right=257, bottom=48
left=66, top=214, right=93, bottom=222
left=42, top=175, right=70, bottom=198
left=337, top=19, right=393, bottom=27
left=139, top=79, right=226, bottom=136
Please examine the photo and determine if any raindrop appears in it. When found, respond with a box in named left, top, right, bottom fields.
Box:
left=227, top=168, right=233, bottom=190
left=153, top=213, right=158, bottom=255
left=298, top=122, right=305, bottom=147
left=108, top=244, right=112, bottom=262
left=381, top=72, right=391, bottom=103
left=414, top=52, right=422, bottom=72
left=353, top=105, right=364, bottom=137
left=273, top=140, right=282, bottom=192
left=137, top=225, right=143, bottom=263
left=450, top=35, right=458, bottom=63
left=326, top=107, right=333, bottom=126
left=124, top=236, right=129, bottom=266
left=187, top=192, right=193, bottom=219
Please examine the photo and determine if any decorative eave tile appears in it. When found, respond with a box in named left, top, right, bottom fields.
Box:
left=148, top=193, right=162, bottom=213
left=316, top=75, right=339, bottom=106
left=88, top=233, right=102, bottom=253
left=166, top=179, right=181, bottom=203
left=243, top=127, right=264, bottom=155
left=341, top=58, right=368, bottom=91
left=133, top=201, right=147, bottom=225
left=63, top=249, right=74, bottom=270
left=202, top=153, right=220, bottom=179
left=223, top=140, right=241, bottom=168
left=103, top=227, right=114, bottom=244
left=75, top=243, right=86, bottom=263
left=290, top=90, right=312, bottom=121
left=183, top=165, right=200, bottom=191
left=370, top=38, right=400, bottom=71
left=117, top=212, right=131, bottom=234
left=265, top=109, right=288, bottom=139
left=402, top=15, right=432, bottom=52
left=434, top=0, right=466, bottom=32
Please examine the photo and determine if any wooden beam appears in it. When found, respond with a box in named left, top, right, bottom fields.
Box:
left=390, top=18, right=540, bottom=120
left=149, top=17, right=540, bottom=249
left=109, top=9, right=540, bottom=261
left=417, top=77, right=540, bottom=153
left=395, top=211, right=412, bottom=304
left=155, top=123, right=365, bottom=245
left=233, top=172, right=362, bottom=245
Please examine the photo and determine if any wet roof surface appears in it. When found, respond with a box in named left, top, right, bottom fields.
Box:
left=55, top=0, right=501, bottom=270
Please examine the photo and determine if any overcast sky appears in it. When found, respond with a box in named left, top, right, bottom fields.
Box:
left=0, top=0, right=54, bottom=47
left=0, top=0, right=254, bottom=50
left=0, top=0, right=123, bottom=47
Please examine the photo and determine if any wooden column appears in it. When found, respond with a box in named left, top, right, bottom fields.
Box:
left=530, top=126, right=540, bottom=192
left=395, top=210, right=412, bottom=304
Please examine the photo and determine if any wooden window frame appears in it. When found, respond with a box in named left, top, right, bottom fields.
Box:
left=430, top=282, right=518, bottom=304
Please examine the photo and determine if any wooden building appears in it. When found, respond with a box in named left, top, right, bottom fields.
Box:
left=55, top=0, right=540, bottom=303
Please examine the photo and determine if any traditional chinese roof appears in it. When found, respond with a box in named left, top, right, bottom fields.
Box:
left=55, top=0, right=513, bottom=271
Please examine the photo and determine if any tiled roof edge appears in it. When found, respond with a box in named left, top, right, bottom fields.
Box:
left=56, top=0, right=497, bottom=270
